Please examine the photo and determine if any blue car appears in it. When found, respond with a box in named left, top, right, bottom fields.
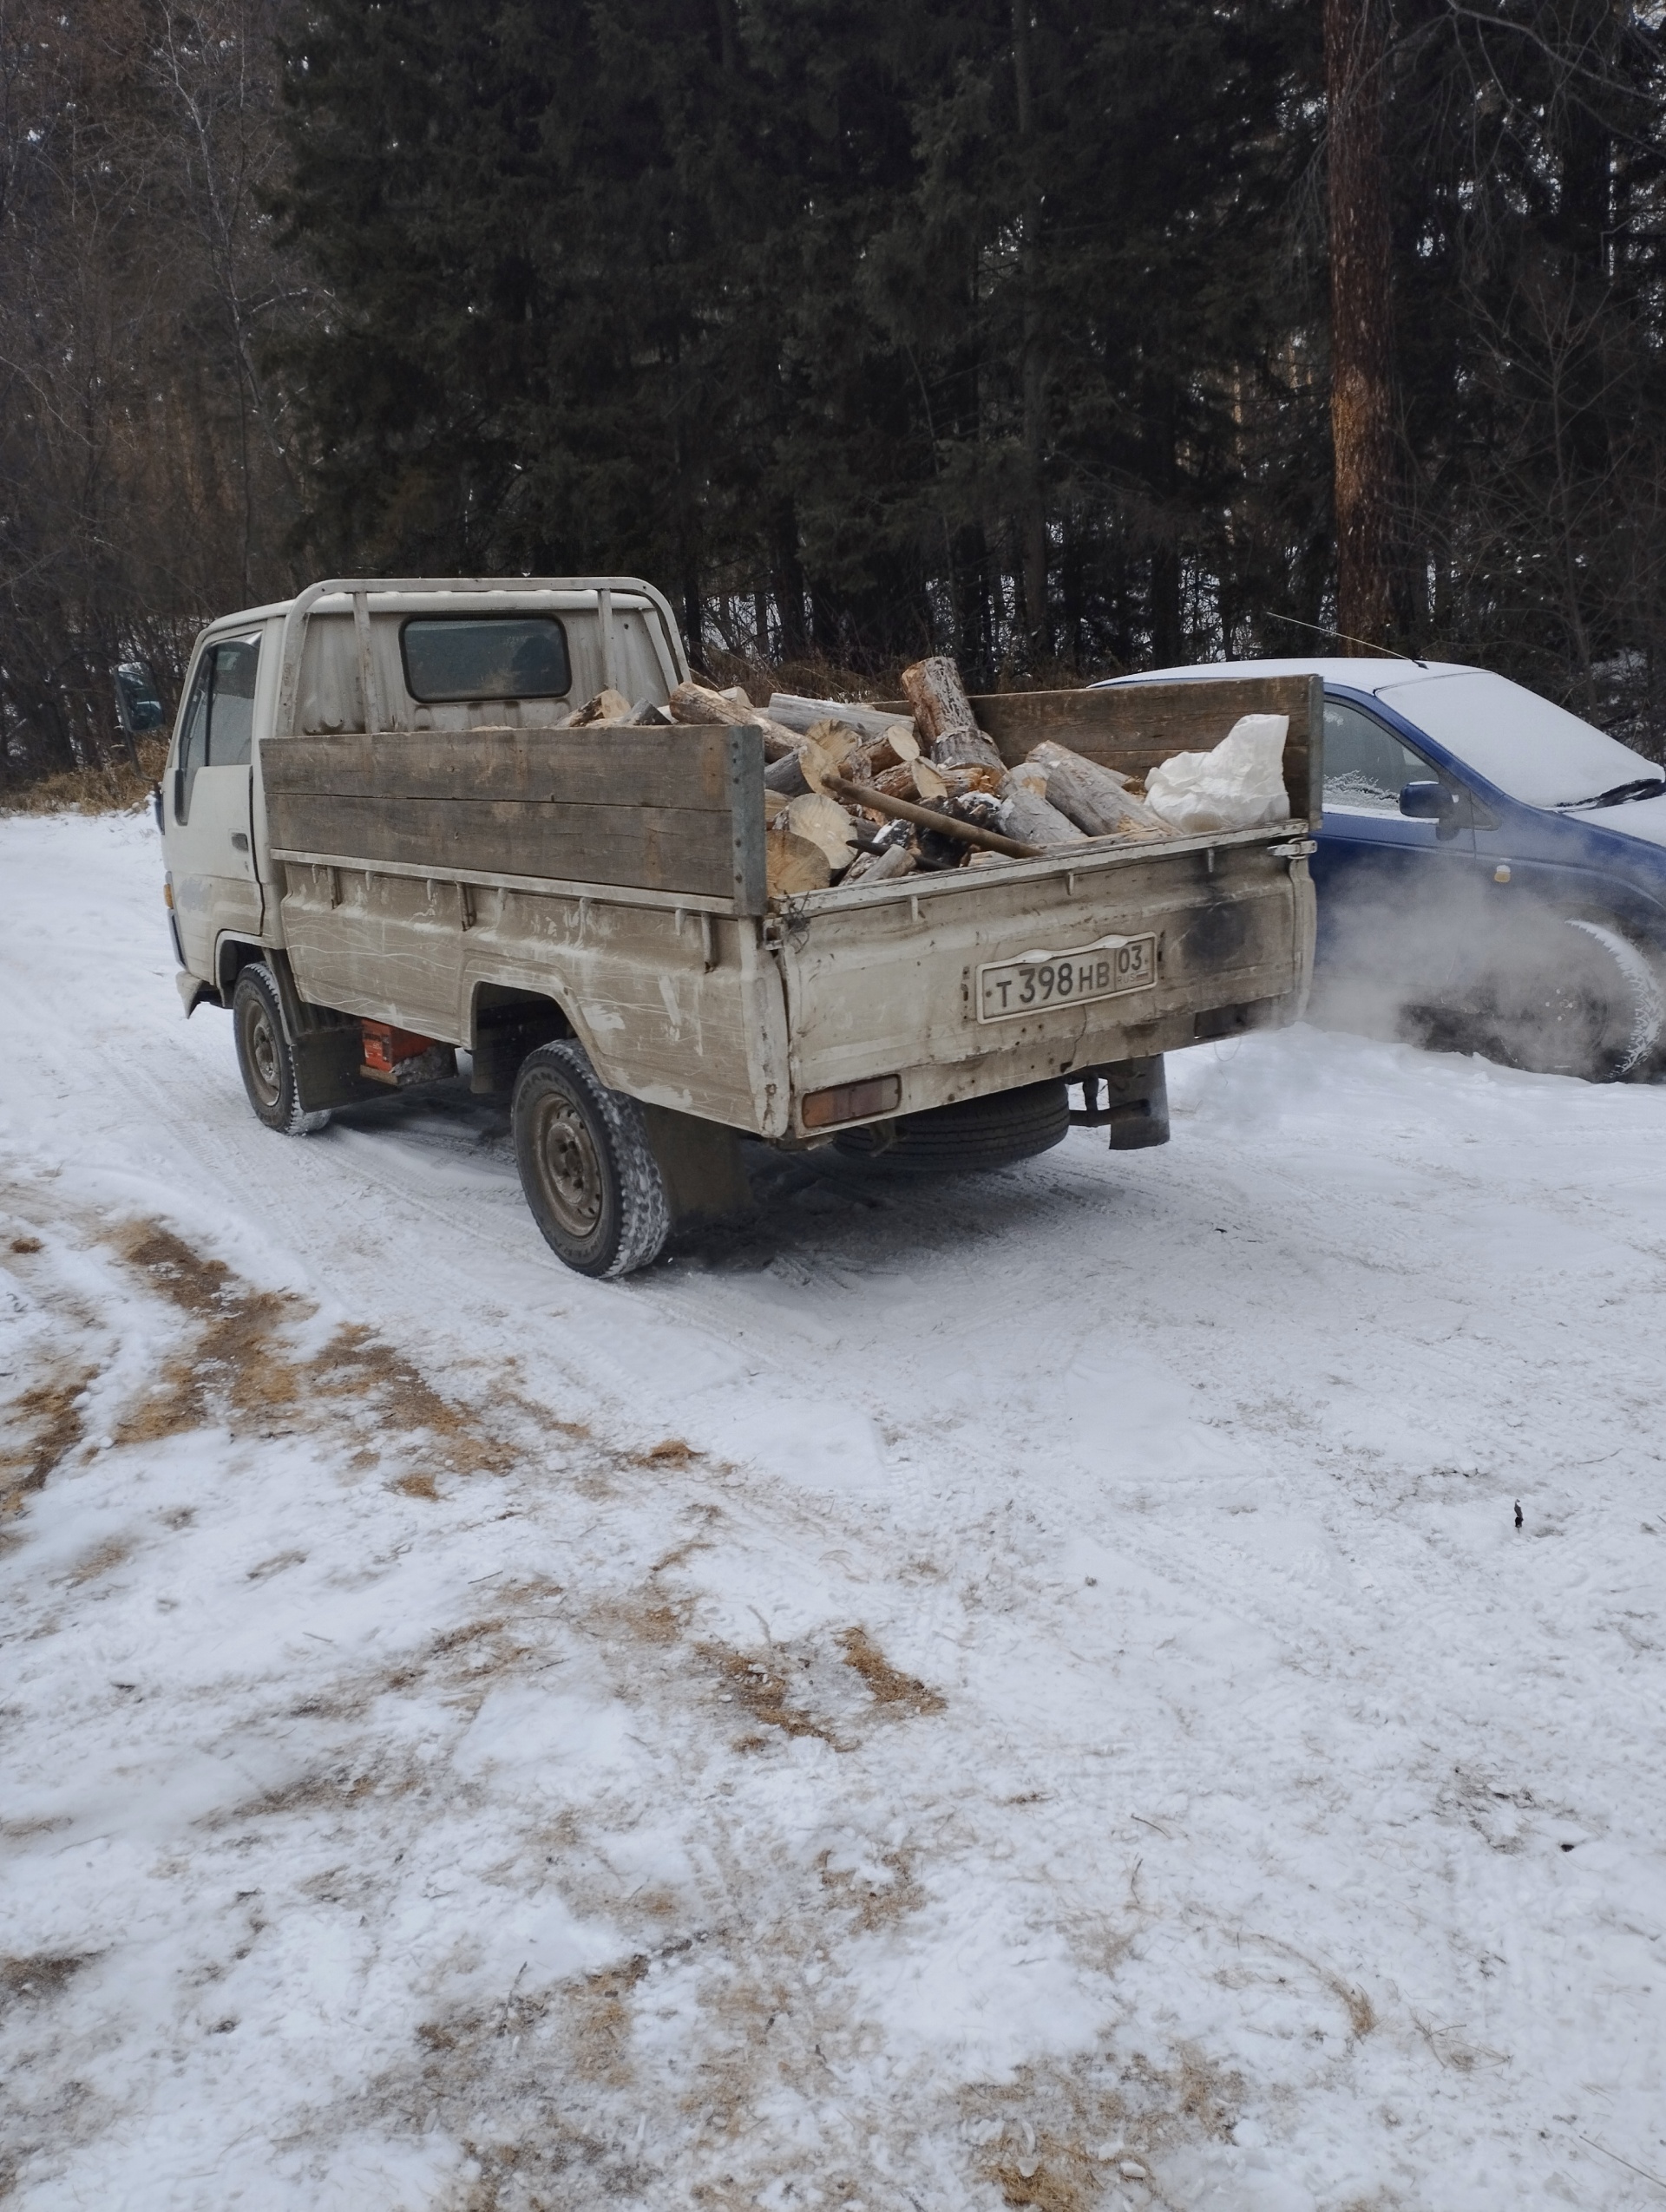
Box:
left=1109, top=658, right=1666, bottom=1080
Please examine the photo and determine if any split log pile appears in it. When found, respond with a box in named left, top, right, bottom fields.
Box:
left=565, top=653, right=1196, bottom=903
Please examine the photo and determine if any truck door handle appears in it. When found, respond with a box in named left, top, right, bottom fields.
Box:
left=232, top=832, right=249, bottom=852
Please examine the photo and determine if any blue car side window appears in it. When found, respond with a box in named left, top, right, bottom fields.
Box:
left=1323, top=701, right=1435, bottom=813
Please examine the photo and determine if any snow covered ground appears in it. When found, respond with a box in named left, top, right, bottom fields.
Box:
left=3, top=810, right=1666, bottom=2212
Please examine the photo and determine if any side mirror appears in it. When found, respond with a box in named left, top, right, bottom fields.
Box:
left=114, top=661, right=165, bottom=736
left=1400, top=779, right=1471, bottom=841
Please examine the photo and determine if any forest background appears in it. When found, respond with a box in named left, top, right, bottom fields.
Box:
left=3, top=0, right=1665, bottom=788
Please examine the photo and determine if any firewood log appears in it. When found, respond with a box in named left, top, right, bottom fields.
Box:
left=900, top=655, right=1007, bottom=772
left=766, top=727, right=856, bottom=798
left=764, top=827, right=832, bottom=898
left=768, top=693, right=915, bottom=746
left=874, top=758, right=948, bottom=802
left=843, top=841, right=918, bottom=885
left=567, top=687, right=633, bottom=727
left=803, top=721, right=863, bottom=774
left=938, top=762, right=1004, bottom=797
left=667, top=680, right=731, bottom=724
left=901, top=655, right=976, bottom=743
left=996, top=776, right=1087, bottom=847
left=782, top=793, right=857, bottom=872
left=932, top=723, right=1007, bottom=772
left=765, top=750, right=815, bottom=798
left=620, top=697, right=672, bottom=725
left=670, top=680, right=795, bottom=756
left=864, top=726, right=921, bottom=774
left=1026, top=739, right=1168, bottom=837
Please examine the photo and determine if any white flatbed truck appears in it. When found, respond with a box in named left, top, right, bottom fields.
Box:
left=154, top=577, right=1320, bottom=1274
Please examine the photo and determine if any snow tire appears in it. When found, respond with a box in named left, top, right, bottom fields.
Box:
left=232, top=962, right=331, bottom=1135
left=1461, top=914, right=1666, bottom=1082
left=830, top=1078, right=1071, bottom=1177
left=1564, top=919, right=1664, bottom=1079
left=512, top=1040, right=672, bottom=1279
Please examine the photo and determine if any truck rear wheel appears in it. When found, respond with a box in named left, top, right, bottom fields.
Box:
left=512, top=1042, right=672, bottom=1278
left=232, top=963, right=331, bottom=1135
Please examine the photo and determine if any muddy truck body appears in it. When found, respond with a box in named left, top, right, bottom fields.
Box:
left=155, top=578, right=1320, bottom=1274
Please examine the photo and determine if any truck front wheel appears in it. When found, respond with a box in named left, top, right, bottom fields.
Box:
left=512, top=1042, right=671, bottom=1279
left=232, top=963, right=331, bottom=1135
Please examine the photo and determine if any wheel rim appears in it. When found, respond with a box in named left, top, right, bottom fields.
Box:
left=530, top=1090, right=605, bottom=1237
left=243, top=999, right=282, bottom=1109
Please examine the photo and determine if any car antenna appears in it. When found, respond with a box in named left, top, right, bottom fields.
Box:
left=1262, top=611, right=1427, bottom=668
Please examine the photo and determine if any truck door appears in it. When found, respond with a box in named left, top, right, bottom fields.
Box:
left=166, top=632, right=265, bottom=979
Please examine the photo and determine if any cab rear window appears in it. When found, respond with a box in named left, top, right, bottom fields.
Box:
left=400, top=616, right=571, bottom=703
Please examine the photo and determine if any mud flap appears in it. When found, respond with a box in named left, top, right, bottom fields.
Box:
left=264, top=951, right=390, bottom=1114
left=1071, top=1055, right=1171, bottom=1149
left=638, top=1103, right=754, bottom=1228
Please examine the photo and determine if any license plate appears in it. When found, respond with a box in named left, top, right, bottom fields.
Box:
left=976, top=934, right=1155, bottom=1023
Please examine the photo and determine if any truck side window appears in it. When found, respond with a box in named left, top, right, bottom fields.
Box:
left=174, top=634, right=261, bottom=823
left=207, top=637, right=260, bottom=767
left=1322, top=699, right=1436, bottom=813
left=401, top=616, right=571, bottom=703
left=175, top=660, right=212, bottom=823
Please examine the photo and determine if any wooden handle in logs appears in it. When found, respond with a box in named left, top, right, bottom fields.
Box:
left=824, top=774, right=1041, bottom=859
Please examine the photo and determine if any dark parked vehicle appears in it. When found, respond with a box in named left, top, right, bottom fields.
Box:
left=1105, top=658, right=1666, bottom=1079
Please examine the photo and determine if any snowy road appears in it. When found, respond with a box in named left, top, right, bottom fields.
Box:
left=3, top=811, right=1666, bottom=2210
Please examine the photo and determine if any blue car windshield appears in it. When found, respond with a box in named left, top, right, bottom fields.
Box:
left=1373, top=671, right=1657, bottom=810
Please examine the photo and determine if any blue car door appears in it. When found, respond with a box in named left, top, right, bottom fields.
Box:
left=1309, top=692, right=1478, bottom=999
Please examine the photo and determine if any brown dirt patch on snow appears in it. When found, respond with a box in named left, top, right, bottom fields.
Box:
left=837, top=1624, right=946, bottom=1716
left=0, top=1366, right=96, bottom=1517
left=108, top=1222, right=516, bottom=1485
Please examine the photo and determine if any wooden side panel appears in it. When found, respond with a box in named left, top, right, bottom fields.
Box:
left=967, top=677, right=1322, bottom=824
left=261, top=723, right=767, bottom=910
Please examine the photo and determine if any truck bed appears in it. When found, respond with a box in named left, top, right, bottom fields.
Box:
left=259, top=676, right=1320, bottom=1140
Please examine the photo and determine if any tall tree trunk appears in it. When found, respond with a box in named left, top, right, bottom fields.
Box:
left=1144, top=379, right=1182, bottom=664
left=1326, top=0, right=1397, bottom=651
left=954, top=521, right=992, bottom=683
left=1011, top=0, right=1048, bottom=661
left=1150, top=543, right=1182, bottom=667
left=772, top=501, right=808, bottom=660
